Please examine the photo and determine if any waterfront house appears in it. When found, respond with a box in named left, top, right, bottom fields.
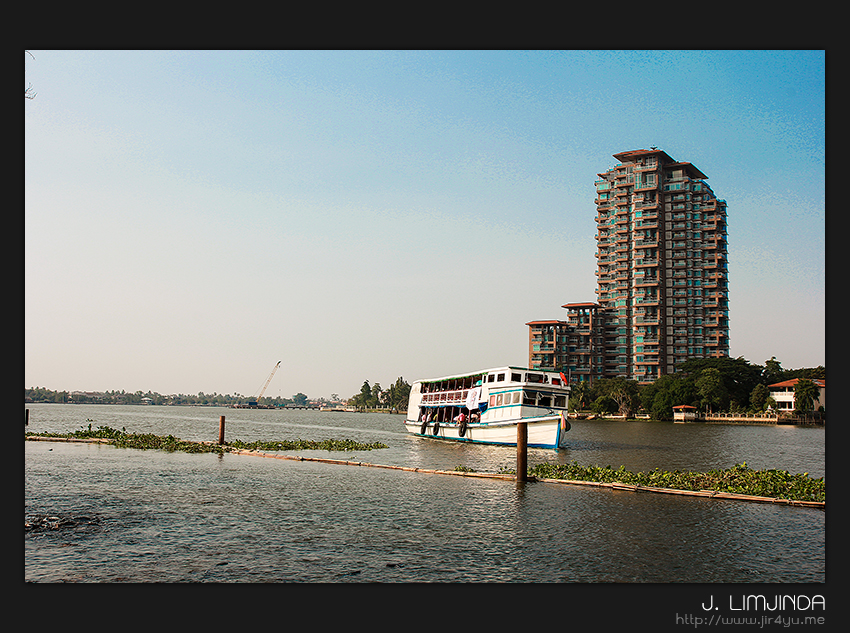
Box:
left=768, top=378, right=825, bottom=412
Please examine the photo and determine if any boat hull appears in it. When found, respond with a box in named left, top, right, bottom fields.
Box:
left=404, top=415, right=568, bottom=449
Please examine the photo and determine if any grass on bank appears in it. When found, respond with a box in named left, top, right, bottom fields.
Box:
left=26, top=424, right=389, bottom=454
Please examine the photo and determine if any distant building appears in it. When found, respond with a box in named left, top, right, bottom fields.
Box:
left=528, top=148, right=729, bottom=384
left=768, top=378, right=825, bottom=411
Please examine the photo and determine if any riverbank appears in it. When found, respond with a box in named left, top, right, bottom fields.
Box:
left=570, top=412, right=824, bottom=426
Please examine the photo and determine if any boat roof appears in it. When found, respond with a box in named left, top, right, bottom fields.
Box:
left=416, top=366, right=560, bottom=384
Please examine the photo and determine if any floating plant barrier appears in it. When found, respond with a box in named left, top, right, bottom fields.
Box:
left=228, top=438, right=389, bottom=452
left=526, top=461, right=824, bottom=503
left=26, top=425, right=388, bottom=454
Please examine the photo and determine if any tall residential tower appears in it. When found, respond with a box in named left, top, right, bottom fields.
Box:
left=528, top=148, right=729, bottom=384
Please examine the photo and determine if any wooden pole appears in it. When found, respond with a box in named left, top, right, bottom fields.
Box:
left=219, top=415, right=226, bottom=445
left=516, top=422, right=527, bottom=482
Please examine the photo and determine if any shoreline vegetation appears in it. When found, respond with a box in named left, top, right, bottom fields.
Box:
left=26, top=426, right=823, bottom=505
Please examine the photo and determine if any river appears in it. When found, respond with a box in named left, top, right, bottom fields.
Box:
left=24, top=403, right=825, bottom=585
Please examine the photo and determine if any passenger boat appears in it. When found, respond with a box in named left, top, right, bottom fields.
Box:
left=404, top=366, right=571, bottom=449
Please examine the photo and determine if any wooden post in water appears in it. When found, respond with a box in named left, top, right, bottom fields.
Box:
left=516, top=422, right=527, bottom=482
left=218, top=415, right=226, bottom=445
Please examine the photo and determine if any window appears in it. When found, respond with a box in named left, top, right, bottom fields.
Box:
left=497, top=373, right=505, bottom=382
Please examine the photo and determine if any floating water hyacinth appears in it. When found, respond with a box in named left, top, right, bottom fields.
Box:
left=26, top=425, right=388, bottom=454
left=528, top=461, right=824, bottom=503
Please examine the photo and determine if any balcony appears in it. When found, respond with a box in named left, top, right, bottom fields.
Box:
left=634, top=259, right=659, bottom=268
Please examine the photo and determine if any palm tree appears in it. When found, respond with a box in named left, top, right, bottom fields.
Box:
left=794, top=378, right=821, bottom=412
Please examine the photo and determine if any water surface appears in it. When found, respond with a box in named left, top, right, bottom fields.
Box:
left=24, top=404, right=825, bottom=583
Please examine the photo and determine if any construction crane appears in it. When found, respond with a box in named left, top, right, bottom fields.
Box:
left=249, top=361, right=281, bottom=406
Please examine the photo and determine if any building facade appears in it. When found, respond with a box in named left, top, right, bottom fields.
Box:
left=768, top=378, right=825, bottom=412
left=528, top=148, right=729, bottom=384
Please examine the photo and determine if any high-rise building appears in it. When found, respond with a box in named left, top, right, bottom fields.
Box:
left=528, top=148, right=729, bottom=384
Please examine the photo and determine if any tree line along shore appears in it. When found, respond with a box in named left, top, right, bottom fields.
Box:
left=26, top=357, right=824, bottom=421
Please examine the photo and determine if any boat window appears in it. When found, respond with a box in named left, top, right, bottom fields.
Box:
left=497, top=373, right=505, bottom=382
left=495, top=394, right=503, bottom=406
left=511, top=373, right=522, bottom=381
left=489, top=395, right=496, bottom=407
left=554, top=395, right=566, bottom=408
left=512, top=392, right=521, bottom=404
left=522, top=391, right=536, bottom=406
left=527, top=373, right=544, bottom=383
left=487, top=374, right=496, bottom=383
left=538, top=395, right=551, bottom=407
left=552, top=378, right=561, bottom=386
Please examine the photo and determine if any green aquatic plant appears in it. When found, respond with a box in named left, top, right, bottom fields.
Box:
left=26, top=425, right=388, bottom=454
left=528, top=461, right=824, bottom=503
left=227, top=438, right=388, bottom=452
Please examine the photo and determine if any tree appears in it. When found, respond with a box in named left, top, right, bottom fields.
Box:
left=569, top=380, right=590, bottom=411
left=793, top=378, right=820, bottom=413
left=371, top=382, right=383, bottom=407
left=696, top=367, right=727, bottom=413
left=590, top=395, right=618, bottom=416
left=679, top=357, right=761, bottom=409
left=749, top=383, right=770, bottom=412
left=596, top=377, right=640, bottom=417
left=385, top=377, right=411, bottom=411
left=292, top=392, right=308, bottom=406
left=762, top=357, right=784, bottom=385
left=650, top=389, right=675, bottom=421
left=349, top=381, right=373, bottom=408
left=639, top=373, right=697, bottom=420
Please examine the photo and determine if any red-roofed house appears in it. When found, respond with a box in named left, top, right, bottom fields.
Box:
left=768, top=378, right=825, bottom=412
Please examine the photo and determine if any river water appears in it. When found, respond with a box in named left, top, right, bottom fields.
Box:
left=24, top=404, right=825, bottom=584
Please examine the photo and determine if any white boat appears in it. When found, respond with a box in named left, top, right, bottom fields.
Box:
left=404, top=366, right=571, bottom=449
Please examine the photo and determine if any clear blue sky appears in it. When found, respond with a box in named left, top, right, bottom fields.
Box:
left=24, top=50, right=825, bottom=400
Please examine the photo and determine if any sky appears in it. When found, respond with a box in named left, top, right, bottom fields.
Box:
left=24, top=50, right=826, bottom=400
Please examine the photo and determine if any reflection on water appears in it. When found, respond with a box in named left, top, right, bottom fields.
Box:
left=25, top=404, right=824, bottom=582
